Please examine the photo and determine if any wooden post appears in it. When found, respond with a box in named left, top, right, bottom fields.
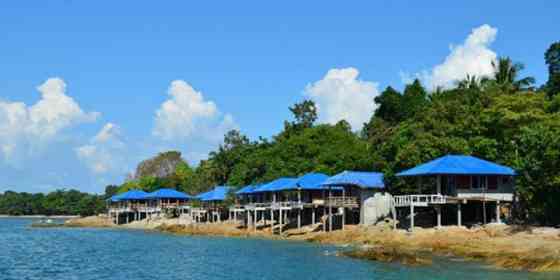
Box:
left=457, top=203, right=462, bottom=226
left=410, top=204, right=414, bottom=231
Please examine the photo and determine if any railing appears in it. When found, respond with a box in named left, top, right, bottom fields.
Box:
left=323, top=196, right=359, bottom=208
left=393, top=194, right=447, bottom=207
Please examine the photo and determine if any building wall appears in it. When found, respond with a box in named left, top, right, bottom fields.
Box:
left=444, top=175, right=514, bottom=202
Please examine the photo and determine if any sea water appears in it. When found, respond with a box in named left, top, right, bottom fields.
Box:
left=0, top=218, right=558, bottom=280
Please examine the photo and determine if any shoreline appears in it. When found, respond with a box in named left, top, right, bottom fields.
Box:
left=62, top=216, right=560, bottom=272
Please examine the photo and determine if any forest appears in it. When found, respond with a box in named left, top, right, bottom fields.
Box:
left=2, top=42, right=560, bottom=225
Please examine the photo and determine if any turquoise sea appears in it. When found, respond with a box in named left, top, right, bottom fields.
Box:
left=0, top=218, right=558, bottom=280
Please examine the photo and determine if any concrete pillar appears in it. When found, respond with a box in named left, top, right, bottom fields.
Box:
left=279, top=209, right=283, bottom=234
left=496, top=201, right=501, bottom=223
left=436, top=206, right=442, bottom=229
left=410, top=204, right=414, bottom=231
left=342, top=188, right=346, bottom=230
left=297, top=209, right=301, bottom=229
left=328, top=189, right=332, bottom=232
left=457, top=203, right=462, bottom=226
left=312, top=208, right=316, bottom=225
left=254, top=209, right=257, bottom=231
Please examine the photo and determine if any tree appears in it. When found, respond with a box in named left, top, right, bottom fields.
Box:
left=289, top=100, right=317, bottom=129
left=489, top=57, right=535, bottom=92
left=401, top=79, right=428, bottom=119
left=103, top=185, right=119, bottom=199
left=175, top=162, right=196, bottom=194
left=545, top=42, right=560, bottom=97
left=373, top=86, right=403, bottom=123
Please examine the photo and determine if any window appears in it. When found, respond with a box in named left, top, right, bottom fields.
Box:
left=488, top=176, right=498, bottom=190
left=457, top=175, right=470, bottom=189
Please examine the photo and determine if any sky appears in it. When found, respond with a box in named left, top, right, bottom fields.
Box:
left=0, top=1, right=557, bottom=193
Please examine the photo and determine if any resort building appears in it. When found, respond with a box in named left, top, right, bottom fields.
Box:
left=394, top=155, right=516, bottom=230
left=234, top=171, right=388, bottom=234
left=143, top=188, right=192, bottom=217
left=321, top=171, right=388, bottom=231
left=107, top=188, right=191, bottom=224
left=193, top=186, right=232, bottom=223
left=107, top=190, right=148, bottom=224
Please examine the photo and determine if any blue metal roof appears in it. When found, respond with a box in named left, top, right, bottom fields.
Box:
left=322, top=171, right=385, bottom=189
left=235, top=184, right=259, bottom=195
left=253, top=178, right=297, bottom=192
left=196, top=186, right=231, bottom=201
left=111, top=190, right=148, bottom=201
left=396, top=155, right=516, bottom=177
left=296, top=173, right=330, bottom=190
left=144, top=188, right=191, bottom=200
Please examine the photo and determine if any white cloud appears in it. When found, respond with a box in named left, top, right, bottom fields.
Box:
left=0, top=78, right=99, bottom=164
left=153, top=80, right=237, bottom=142
left=75, top=122, right=126, bottom=174
left=419, top=24, right=498, bottom=89
left=304, top=67, right=379, bottom=130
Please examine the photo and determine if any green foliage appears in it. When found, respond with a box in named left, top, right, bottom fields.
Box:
left=0, top=189, right=105, bottom=217
left=402, top=79, right=428, bottom=119
left=488, top=57, right=535, bottom=92
left=545, top=42, right=560, bottom=97
left=373, top=86, right=404, bottom=123
left=289, top=99, right=318, bottom=129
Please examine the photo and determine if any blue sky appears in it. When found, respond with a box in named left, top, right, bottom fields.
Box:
left=0, top=1, right=557, bottom=193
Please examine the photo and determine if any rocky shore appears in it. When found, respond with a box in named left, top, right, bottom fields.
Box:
left=64, top=215, right=560, bottom=272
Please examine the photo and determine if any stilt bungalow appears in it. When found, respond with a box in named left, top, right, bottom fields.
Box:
left=321, top=171, right=387, bottom=231
left=394, top=154, right=516, bottom=230
left=230, top=184, right=260, bottom=222
left=194, top=186, right=232, bottom=223
left=143, top=188, right=192, bottom=218
left=237, top=174, right=338, bottom=234
left=107, top=190, right=148, bottom=224
left=107, top=188, right=191, bottom=224
left=238, top=172, right=389, bottom=234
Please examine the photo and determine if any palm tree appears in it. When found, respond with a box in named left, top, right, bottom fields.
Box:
left=456, top=74, right=486, bottom=90
left=490, top=57, right=535, bottom=92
